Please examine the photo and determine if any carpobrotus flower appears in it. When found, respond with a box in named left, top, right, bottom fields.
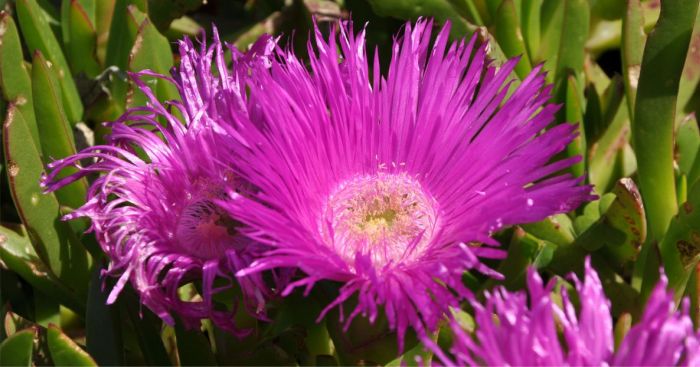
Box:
left=224, top=19, right=593, bottom=347
left=41, top=32, right=275, bottom=333
left=440, top=258, right=699, bottom=366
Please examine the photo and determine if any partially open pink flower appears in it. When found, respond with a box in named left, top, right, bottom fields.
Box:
left=41, top=32, right=276, bottom=334
left=223, top=19, right=593, bottom=348
left=441, top=257, right=698, bottom=366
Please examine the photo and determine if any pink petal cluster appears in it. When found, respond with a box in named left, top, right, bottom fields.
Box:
left=439, top=258, right=699, bottom=366
left=41, top=32, right=277, bottom=334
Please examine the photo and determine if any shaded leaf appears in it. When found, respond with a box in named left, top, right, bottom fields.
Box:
left=86, top=260, right=123, bottom=366
left=366, top=0, right=477, bottom=38
left=123, top=289, right=172, bottom=366
left=175, top=321, right=216, bottom=366
left=147, top=0, right=203, bottom=32
left=0, top=225, right=84, bottom=314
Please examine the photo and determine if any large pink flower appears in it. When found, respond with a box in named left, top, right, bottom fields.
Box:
left=223, top=19, right=593, bottom=347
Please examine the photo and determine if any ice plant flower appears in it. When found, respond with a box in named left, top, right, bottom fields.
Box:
left=439, top=258, right=699, bottom=366
left=41, top=32, right=275, bottom=333
left=224, top=19, right=593, bottom=348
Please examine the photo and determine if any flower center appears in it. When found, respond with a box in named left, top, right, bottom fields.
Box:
left=176, top=199, right=243, bottom=259
left=322, top=173, right=440, bottom=265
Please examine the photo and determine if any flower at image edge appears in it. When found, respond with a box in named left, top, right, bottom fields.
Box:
left=439, top=257, right=699, bottom=366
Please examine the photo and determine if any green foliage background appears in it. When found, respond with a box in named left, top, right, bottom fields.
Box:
left=0, top=0, right=699, bottom=365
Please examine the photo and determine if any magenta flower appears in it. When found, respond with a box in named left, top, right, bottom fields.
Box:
left=41, top=33, right=275, bottom=334
left=223, top=19, right=593, bottom=348
left=440, top=258, right=699, bottom=366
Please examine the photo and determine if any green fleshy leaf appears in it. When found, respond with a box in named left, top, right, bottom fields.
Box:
left=520, top=0, right=541, bottom=60
left=565, top=73, right=586, bottom=177
left=47, top=324, right=97, bottom=366
left=586, top=19, right=621, bottom=57
left=35, top=0, right=61, bottom=40
left=614, top=313, right=632, bottom=349
left=690, top=144, right=700, bottom=189
left=0, top=225, right=84, bottom=314
left=588, top=90, right=629, bottom=194
left=677, top=8, right=700, bottom=120
left=2, top=104, right=88, bottom=299
left=677, top=113, right=700, bottom=177
left=591, top=0, right=625, bottom=20
left=0, top=327, right=36, bottom=367
left=495, top=227, right=558, bottom=289
left=127, top=13, right=178, bottom=107
left=633, top=0, right=698, bottom=241
left=634, top=0, right=699, bottom=299
left=104, top=0, right=147, bottom=108
left=31, top=51, right=88, bottom=210
left=15, top=0, right=84, bottom=124
left=492, top=0, right=532, bottom=79
left=521, top=214, right=576, bottom=247
left=659, top=181, right=700, bottom=302
left=165, top=15, right=202, bottom=39
left=536, top=0, right=564, bottom=82
left=386, top=331, right=434, bottom=366
left=598, top=178, right=647, bottom=268
left=554, top=0, right=589, bottom=80
left=573, top=179, right=646, bottom=266
left=64, top=0, right=101, bottom=78
left=621, top=0, right=646, bottom=120
left=95, top=0, right=116, bottom=65
left=0, top=12, right=38, bottom=144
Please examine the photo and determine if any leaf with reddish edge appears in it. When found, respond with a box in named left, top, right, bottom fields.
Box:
left=47, top=324, right=97, bottom=366
left=2, top=103, right=88, bottom=299
left=15, top=0, right=83, bottom=124
left=659, top=180, right=700, bottom=303
left=0, top=327, right=36, bottom=367
left=0, top=12, right=38, bottom=144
